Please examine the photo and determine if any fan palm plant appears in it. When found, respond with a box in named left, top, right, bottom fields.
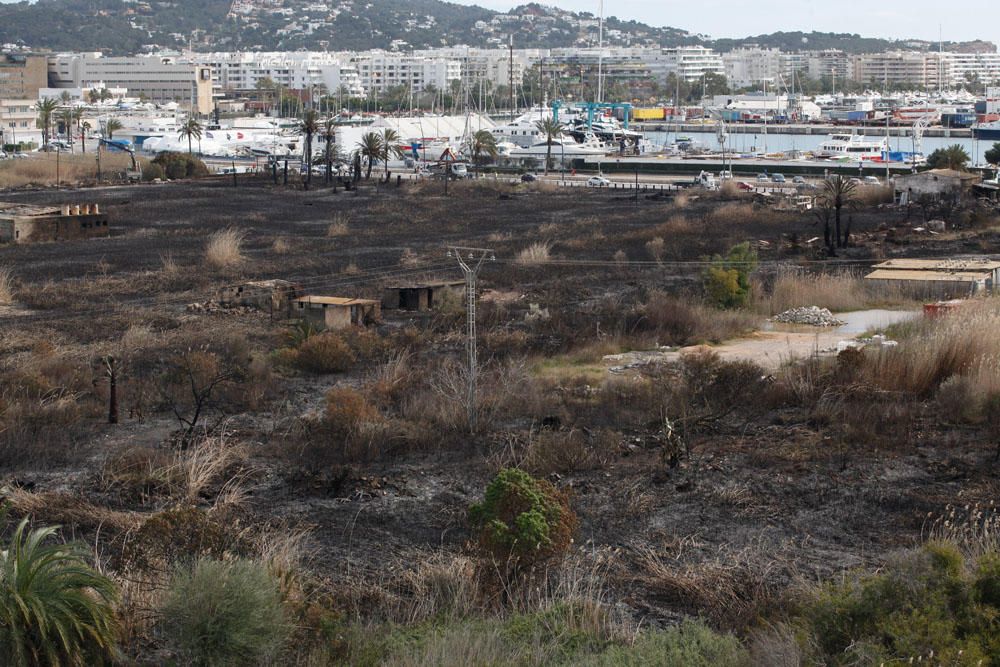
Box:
left=533, top=117, right=564, bottom=175
left=468, top=129, right=499, bottom=177
left=103, top=119, right=122, bottom=141
left=819, top=175, right=858, bottom=250
left=35, top=98, right=59, bottom=148
left=357, top=131, right=383, bottom=180
left=322, top=117, right=337, bottom=185
left=380, top=128, right=404, bottom=180
left=179, top=118, right=203, bottom=156
left=300, top=110, right=320, bottom=190
left=0, top=518, right=120, bottom=666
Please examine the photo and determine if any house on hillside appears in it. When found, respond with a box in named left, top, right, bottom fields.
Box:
left=893, top=169, right=981, bottom=205
left=0, top=202, right=110, bottom=243
left=292, top=296, right=380, bottom=330
left=865, top=257, right=1000, bottom=298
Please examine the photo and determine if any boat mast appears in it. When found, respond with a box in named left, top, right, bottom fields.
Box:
left=596, top=0, right=604, bottom=103
left=508, top=35, right=515, bottom=116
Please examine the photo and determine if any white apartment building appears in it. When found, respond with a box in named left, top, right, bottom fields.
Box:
left=412, top=47, right=538, bottom=89
left=0, top=99, right=40, bottom=147
left=352, top=52, right=461, bottom=94
left=184, top=52, right=364, bottom=96
left=944, top=52, right=1000, bottom=86
left=48, top=54, right=214, bottom=114
left=805, top=50, right=851, bottom=84
left=647, top=46, right=724, bottom=83
left=851, top=51, right=951, bottom=89
left=722, top=47, right=810, bottom=88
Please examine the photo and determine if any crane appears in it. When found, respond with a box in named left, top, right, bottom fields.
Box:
left=910, top=114, right=935, bottom=171
left=98, top=137, right=142, bottom=182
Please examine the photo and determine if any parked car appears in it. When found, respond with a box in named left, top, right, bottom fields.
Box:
left=737, top=181, right=754, bottom=191
left=520, top=172, right=537, bottom=183
left=718, top=169, right=733, bottom=180
left=587, top=176, right=611, bottom=187
left=756, top=173, right=770, bottom=182
left=863, top=176, right=881, bottom=185
left=792, top=176, right=807, bottom=184
left=771, top=173, right=787, bottom=183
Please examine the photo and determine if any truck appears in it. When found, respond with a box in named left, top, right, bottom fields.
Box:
left=431, top=161, right=470, bottom=180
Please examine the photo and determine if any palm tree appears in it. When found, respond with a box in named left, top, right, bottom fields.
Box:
left=0, top=519, right=120, bottom=665
left=467, top=129, right=499, bottom=177
left=357, top=131, right=383, bottom=180
left=81, top=121, right=91, bottom=153
left=35, top=98, right=59, bottom=148
left=927, top=144, right=971, bottom=172
left=380, top=128, right=404, bottom=181
left=820, top=175, right=858, bottom=250
left=179, top=118, right=203, bottom=156
left=59, top=109, right=74, bottom=151
left=533, top=117, right=564, bottom=175
left=103, top=118, right=122, bottom=141
left=71, top=108, right=84, bottom=150
left=300, top=109, right=320, bottom=190
left=322, top=117, right=337, bottom=185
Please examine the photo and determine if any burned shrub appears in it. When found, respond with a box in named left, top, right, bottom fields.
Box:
left=292, top=333, right=356, bottom=374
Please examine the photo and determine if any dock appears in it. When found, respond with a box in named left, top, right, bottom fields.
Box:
left=631, top=121, right=973, bottom=139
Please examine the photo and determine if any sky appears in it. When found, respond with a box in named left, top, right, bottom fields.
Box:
left=455, top=0, right=999, bottom=43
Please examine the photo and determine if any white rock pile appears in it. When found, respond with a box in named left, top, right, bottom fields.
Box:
left=773, top=306, right=846, bottom=327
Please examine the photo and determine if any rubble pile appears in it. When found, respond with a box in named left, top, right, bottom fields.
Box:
left=773, top=306, right=846, bottom=327
left=185, top=301, right=261, bottom=315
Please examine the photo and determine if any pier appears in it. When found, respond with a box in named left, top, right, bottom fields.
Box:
left=631, top=122, right=973, bottom=139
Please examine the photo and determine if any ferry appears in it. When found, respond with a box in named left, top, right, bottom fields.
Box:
left=815, top=133, right=890, bottom=161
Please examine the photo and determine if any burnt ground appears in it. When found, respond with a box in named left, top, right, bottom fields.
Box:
left=2, top=176, right=1000, bottom=643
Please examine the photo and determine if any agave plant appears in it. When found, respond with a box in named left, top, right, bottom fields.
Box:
left=0, top=518, right=120, bottom=666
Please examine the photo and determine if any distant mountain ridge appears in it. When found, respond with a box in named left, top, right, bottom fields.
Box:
left=0, top=0, right=993, bottom=56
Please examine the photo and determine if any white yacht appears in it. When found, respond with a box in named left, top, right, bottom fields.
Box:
left=491, top=109, right=551, bottom=148
left=508, top=135, right=608, bottom=160
left=815, top=133, right=889, bottom=161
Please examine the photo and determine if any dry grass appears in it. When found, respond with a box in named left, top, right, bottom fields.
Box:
left=752, top=269, right=885, bottom=315
left=645, top=237, right=665, bottom=263
left=204, top=228, right=245, bottom=270
left=0, top=265, right=14, bottom=304
left=516, top=241, right=552, bottom=265
left=0, top=152, right=139, bottom=187
left=159, top=251, right=179, bottom=277
left=4, top=487, right=142, bottom=532
left=866, top=300, right=1000, bottom=396
left=341, top=261, right=361, bottom=275
left=272, top=237, right=290, bottom=254
left=328, top=213, right=349, bottom=237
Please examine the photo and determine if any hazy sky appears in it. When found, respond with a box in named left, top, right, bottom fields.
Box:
left=455, top=0, right=999, bottom=43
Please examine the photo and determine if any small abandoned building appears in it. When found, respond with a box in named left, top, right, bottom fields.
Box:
left=865, top=258, right=1000, bottom=298
left=0, top=202, right=110, bottom=243
left=292, top=296, right=380, bottom=330
left=218, top=279, right=302, bottom=317
left=381, top=280, right=465, bottom=311
left=893, top=169, right=981, bottom=205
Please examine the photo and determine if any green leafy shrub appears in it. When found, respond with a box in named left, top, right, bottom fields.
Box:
left=468, top=468, right=578, bottom=566
left=580, top=620, right=748, bottom=666
left=0, top=518, right=120, bottom=666
left=703, top=242, right=757, bottom=309
left=160, top=557, right=288, bottom=666
left=152, top=151, right=209, bottom=180
left=293, top=332, right=356, bottom=374
left=797, top=542, right=998, bottom=665
left=141, top=162, right=165, bottom=181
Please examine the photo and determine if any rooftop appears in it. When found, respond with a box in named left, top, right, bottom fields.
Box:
left=871, top=258, right=1000, bottom=272
left=293, top=296, right=379, bottom=306
left=866, top=269, right=994, bottom=282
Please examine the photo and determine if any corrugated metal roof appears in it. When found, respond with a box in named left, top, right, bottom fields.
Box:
left=866, top=269, right=992, bottom=282
left=872, top=258, right=1000, bottom=271
left=293, top=296, right=378, bottom=306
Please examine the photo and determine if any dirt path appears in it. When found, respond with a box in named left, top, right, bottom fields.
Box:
left=605, top=309, right=919, bottom=371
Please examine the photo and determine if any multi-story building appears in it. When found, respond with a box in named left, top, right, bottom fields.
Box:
left=722, top=47, right=810, bottom=88
left=351, top=52, right=460, bottom=94
left=805, top=50, right=851, bottom=85
left=411, top=47, right=538, bottom=90
left=0, top=99, right=40, bottom=147
left=647, top=46, right=724, bottom=83
left=48, top=54, right=215, bottom=114
left=944, top=51, right=1000, bottom=86
left=851, top=51, right=950, bottom=89
left=0, top=54, right=48, bottom=100
left=188, top=51, right=364, bottom=96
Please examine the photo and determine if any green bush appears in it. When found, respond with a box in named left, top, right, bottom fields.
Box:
left=703, top=242, right=757, bottom=309
left=160, top=557, right=288, bottom=666
left=797, top=542, right=999, bottom=666
left=152, top=151, right=210, bottom=180
left=580, top=620, right=748, bottom=666
left=141, top=162, right=165, bottom=181
left=0, top=518, right=119, bottom=666
left=468, top=468, right=578, bottom=567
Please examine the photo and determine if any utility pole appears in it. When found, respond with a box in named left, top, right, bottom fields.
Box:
left=448, top=246, right=495, bottom=432
left=508, top=35, right=515, bottom=115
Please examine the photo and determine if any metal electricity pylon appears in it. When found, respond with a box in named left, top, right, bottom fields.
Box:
left=448, top=246, right=495, bottom=431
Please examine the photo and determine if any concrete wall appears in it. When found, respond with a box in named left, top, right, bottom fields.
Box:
left=1, top=213, right=110, bottom=243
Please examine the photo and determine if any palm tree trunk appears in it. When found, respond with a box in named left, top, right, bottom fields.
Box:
left=305, top=135, right=312, bottom=190
left=545, top=142, right=551, bottom=175
left=188, top=135, right=192, bottom=156
left=834, top=205, right=842, bottom=249
left=325, top=141, right=332, bottom=185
